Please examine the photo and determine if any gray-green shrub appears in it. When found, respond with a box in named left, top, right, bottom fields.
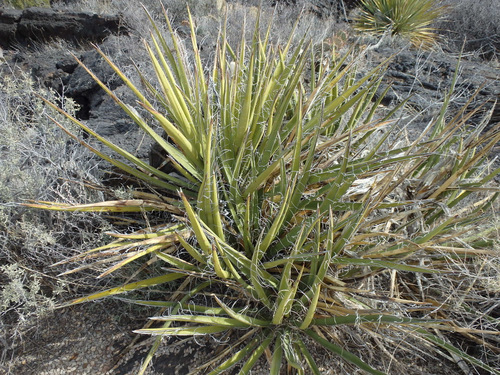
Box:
left=0, top=66, right=109, bottom=367
left=436, top=0, right=500, bottom=58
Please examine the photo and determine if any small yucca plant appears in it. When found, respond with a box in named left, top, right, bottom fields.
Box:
left=353, top=0, right=445, bottom=48
left=27, top=5, right=500, bottom=375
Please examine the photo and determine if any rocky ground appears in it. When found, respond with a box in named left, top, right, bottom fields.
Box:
left=1, top=1, right=498, bottom=374
left=3, top=301, right=223, bottom=375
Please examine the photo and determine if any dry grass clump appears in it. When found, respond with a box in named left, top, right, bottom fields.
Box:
left=435, top=0, right=500, bottom=59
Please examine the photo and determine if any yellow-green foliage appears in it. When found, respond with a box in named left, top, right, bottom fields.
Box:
left=354, top=0, right=445, bottom=48
left=5, top=0, right=50, bottom=9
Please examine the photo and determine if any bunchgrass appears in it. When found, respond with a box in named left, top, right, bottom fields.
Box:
left=27, top=5, right=500, bottom=374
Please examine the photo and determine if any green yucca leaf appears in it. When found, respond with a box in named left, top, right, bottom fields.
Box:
left=155, top=251, right=198, bottom=271
left=98, top=243, right=174, bottom=278
left=262, top=250, right=330, bottom=269
left=273, top=265, right=304, bottom=325
left=62, top=273, right=185, bottom=307
left=207, top=235, right=255, bottom=279
left=92, top=42, right=203, bottom=175
left=141, top=5, right=191, bottom=96
left=135, top=325, right=231, bottom=336
left=238, top=331, right=274, bottom=374
left=257, top=184, right=295, bottom=258
left=198, top=121, right=225, bottom=240
left=176, top=232, right=207, bottom=265
left=212, top=243, right=232, bottom=279
left=212, top=238, right=252, bottom=290
left=180, top=191, right=212, bottom=255
left=270, top=335, right=283, bottom=375
left=213, top=295, right=271, bottom=327
left=68, top=51, right=202, bottom=181
left=149, top=314, right=250, bottom=328
left=207, top=332, right=261, bottom=375
left=299, top=274, right=322, bottom=330
left=299, top=213, right=335, bottom=327
left=282, top=329, right=303, bottom=371
left=117, top=298, right=258, bottom=317
left=285, top=130, right=320, bottom=224
left=306, top=328, right=386, bottom=375
left=297, top=338, right=321, bottom=375
left=311, top=314, right=436, bottom=327
left=235, top=47, right=255, bottom=151
left=146, top=38, right=195, bottom=139
left=139, top=104, right=202, bottom=172
left=241, top=155, right=283, bottom=197
left=306, top=211, right=323, bottom=286
left=249, top=243, right=272, bottom=308
left=138, top=280, right=212, bottom=375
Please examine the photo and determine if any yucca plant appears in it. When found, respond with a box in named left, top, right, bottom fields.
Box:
left=27, top=5, right=500, bottom=374
left=353, top=0, right=445, bottom=48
